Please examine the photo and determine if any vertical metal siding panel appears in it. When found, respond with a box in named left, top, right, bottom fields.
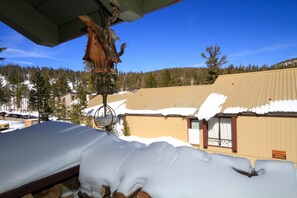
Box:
left=238, top=117, right=246, bottom=155
left=259, top=117, right=264, bottom=157
left=247, top=116, right=254, bottom=156
left=285, top=118, right=292, bottom=160
left=274, top=71, right=279, bottom=101
left=265, top=118, right=273, bottom=157
left=271, top=117, right=277, bottom=153
left=259, top=117, right=265, bottom=157
left=293, top=119, right=297, bottom=163
left=282, top=118, right=287, bottom=151
left=267, top=73, right=273, bottom=103
left=292, top=69, right=297, bottom=99
left=283, top=70, right=288, bottom=100
left=249, top=75, right=257, bottom=108
left=274, top=117, right=280, bottom=150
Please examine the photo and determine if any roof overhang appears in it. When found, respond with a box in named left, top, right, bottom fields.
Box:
left=0, top=0, right=181, bottom=47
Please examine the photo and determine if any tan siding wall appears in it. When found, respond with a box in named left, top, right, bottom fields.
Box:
left=126, top=116, right=188, bottom=142
left=237, top=116, right=297, bottom=163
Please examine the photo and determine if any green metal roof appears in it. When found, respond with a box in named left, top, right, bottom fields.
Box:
left=0, top=0, right=181, bottom=47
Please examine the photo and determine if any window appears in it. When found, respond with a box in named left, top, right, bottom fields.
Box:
left=190, top=119, right=199, bottom=129
left=208, top=117, right=232, bottom=148
left=188, top=119, right=200, bottom=145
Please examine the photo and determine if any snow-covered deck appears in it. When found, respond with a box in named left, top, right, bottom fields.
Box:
left=1, top=122, right=297, bottom=198
left=0, top=122, right=106, bottom=196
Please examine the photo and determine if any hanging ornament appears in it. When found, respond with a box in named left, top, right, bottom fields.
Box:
left=80, top=0, right=126, bottom=131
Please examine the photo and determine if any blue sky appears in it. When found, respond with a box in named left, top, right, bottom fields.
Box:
left=1, top=0, right=297, bottom=72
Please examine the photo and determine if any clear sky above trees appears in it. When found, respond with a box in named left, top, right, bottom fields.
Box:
left=0, top=0, right=297, bottom=72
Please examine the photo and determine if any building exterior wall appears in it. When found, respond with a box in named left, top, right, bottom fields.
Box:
left=201, top=115, right=297, bottom=165
left=126, top=115, right=188, bottom=142
left=61, top=93, right=78, bottom=108
left=236, top=116, right=297, bottom=164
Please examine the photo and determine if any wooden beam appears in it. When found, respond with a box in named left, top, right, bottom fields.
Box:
left=143, top=0, right=182, bottom=14
left=0, top=0, right=58, bottom=46
left=0, top=166, right=79, bottom=198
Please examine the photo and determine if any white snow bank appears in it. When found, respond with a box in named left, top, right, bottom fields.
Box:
left=85, top=100, right=197, bottom=117
left=0, top=122, right=107, bottom=194
left=197, top=93, right=227, bottom=120
left=84, top=100, right=127, bottom=116
left=118, top=105, right=197, bottom=117
left=224, top=106, right=249, bottom=114
left=79, top=134, right=297, bottom=198
left=252, top=100, right=297, bottom=114
left=1, top=122, right=297, bottom=197
left=0, top=120, right=25, bottom=133
left=224, top=100, right=297, bottom=114
left=0, top=75, right=7, bottom=86
left=119, top=135, right=192, bottom=147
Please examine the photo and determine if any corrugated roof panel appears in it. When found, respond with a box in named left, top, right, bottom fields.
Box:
left=126, top=85, right=211, bottom=110
left=213, top=68, right=297, bottom=113
left=87, top=92, right=135, bottom=108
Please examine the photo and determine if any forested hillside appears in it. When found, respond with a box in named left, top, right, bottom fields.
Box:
left=1, top=58, right=296, bottom=92
left=117, top=60, right=296, bottom=90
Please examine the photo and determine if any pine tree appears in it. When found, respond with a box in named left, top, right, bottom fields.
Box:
left=122, top=117, right=130, bottom=136
left=55, top=72, right=70, bottom=97
left=69, top=83, right=88, bottom=125
left=0, top=79, right=4, bottom=106
left=1, top=85, right=12, bottom=109
left=69, top=103, right=82, bottom=124
left=77, top=83, right=87, bottom=108
left=160, top=69, right=171, bottom=87
left=83, top=60, right=96, bottom=92
left=201, top=45, right=228, bottom=83
left=145, top=72, right=157, bottom=88
left=0, top=42, right=6, bottom=61
left=29, top=71, right=52, bottom=123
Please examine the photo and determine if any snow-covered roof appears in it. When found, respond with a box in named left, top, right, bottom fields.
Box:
left=87, top=68, right=297, bottom=120
left=197, top=68, right=297, bottom=120
left=87, top=85, right=210, bottom=117
left=1, top=122, right=297, bottom=197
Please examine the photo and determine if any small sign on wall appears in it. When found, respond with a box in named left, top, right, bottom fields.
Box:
left=272, top=150, right=286, bottom=160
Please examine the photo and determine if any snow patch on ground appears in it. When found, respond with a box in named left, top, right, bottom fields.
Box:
left=0, top=120, right=25, bottom=133
left=196, top=93, right=227, bottom=120
left=23, top=80, right=33, bottom=89
left=0, top=75, right=7, bottom=86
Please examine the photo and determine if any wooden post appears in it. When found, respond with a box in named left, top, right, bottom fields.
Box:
left=202, top=119, right=208, bottom=149
left=231, top=116, right=237, bottom=153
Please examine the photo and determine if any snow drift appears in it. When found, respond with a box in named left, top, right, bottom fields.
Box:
left=79, top=133, right=297, bottom=198
left=0, top=122, right=296, bottom=198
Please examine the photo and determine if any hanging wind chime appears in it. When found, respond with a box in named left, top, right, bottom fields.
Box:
left=79, top=0, right=126, bottom=131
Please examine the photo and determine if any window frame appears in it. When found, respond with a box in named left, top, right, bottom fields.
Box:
left=208, top=117, right=232, bottom=148
left=203, top=116, right=237, bottom=153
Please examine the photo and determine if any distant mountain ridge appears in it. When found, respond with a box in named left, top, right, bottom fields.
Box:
left=271, top=57, right=297, bottom=68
